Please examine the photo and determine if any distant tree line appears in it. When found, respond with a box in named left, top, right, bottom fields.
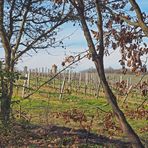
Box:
left=82, top=67, right=148, bottom=74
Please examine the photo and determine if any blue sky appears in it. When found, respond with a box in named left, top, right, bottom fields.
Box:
left=0, top=0, right=147, bottom=71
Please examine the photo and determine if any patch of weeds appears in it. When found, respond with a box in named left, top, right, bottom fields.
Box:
left=21, top=99, right=48, bottom=108
left=51, top=101, right=75, bottom=112
left=77, top=98, right=109, bottom=110
left=66, top=95, right=80, bottom=102
left=128, top=119, right=148, bottom=130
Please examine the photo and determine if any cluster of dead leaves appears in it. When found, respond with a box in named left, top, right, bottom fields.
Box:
left=99, top=112, right=122, bottom=136
left=139, top=126, right=148, bottom=133
left=62, top=55, right=76, bottom=66
left=139, top=81, right=148, bottom=97
left=115, top=80, right=127, bottom=95
left=125, top=108, right=148, bottom=120
left=54, top=109, right=87, bottom=128
left=91, top=30, right=100, bottom=40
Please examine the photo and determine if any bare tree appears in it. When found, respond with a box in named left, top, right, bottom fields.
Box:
left=0, top=0, right=72, bottom=125
left=67, top=0, right=147, bottom=147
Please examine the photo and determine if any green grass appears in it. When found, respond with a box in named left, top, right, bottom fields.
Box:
left=10, top=73, right=148, bottom=139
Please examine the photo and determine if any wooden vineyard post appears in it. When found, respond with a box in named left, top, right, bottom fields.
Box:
left=75, top=72, right=79, bottom=94
left=92, top=73, right=96, bottom=97
left=59, top=74, right=66, bottom=99
left=71, top=72, right=74, bottom=92
left=39, top=68, right=41, bottom=77
left=78, top=72, right=82, bottom=93
left=51, top=64, right=57, bottom=89
left=95, top=73, right=101, bottom=99
left=27, top=70, right=31, bottom=93
left=127, top=78, right=129, bottom=88
left=120, top=75, right=123, bottom=83
left=42, top=67, right=44, bottom=77
left=96, top=82, right=101, bottom=99
left=22, top=79, right=26, bottom=98
left=90, top=73, right=92, bottom=95
left=44, top=68, right=48, bottom=87
left=21, top=67, right=31, bottom=98
left=45, top=67, right=47, bottom=78
left=14, top=70, right=19, bottom=97
left=89, top=73, right=91, bottom=94
left=22, top=66, right=28, bottom=98
left=84, top=73, right=88, bottom=96
left=91, top=73, right=95, bottom=95
left=36, top=76, right=39, bottom=88
left=38, top=68, right=41, bottom=88
left=68, top=70, right=71, bottom=94
left=35, top=68, right=39, bottom=89
left=75, top=72, right=77, bottom=93
left=59, top=73, right=62, bottom=93
left=73, top=72, right=76, bottom=93
left=91, top=74, right=93, bottom=95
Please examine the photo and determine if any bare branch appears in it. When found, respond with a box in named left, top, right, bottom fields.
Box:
left=13, top=0, right=31, bottom=54
left=8, top=0, right=16, bottom=40
left=136, top=99, right=147, bottom=110
left=14, top=10, right=72, bottom=61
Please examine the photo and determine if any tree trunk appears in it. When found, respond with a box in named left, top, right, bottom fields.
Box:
left=1, top=94, right=11, bottom=125
left=73, top=1, right=144, bottom=146
left=94, top=57, right=144, bottom=148
left=1, top=80, right=14, bottom=125
left=0, top=63, right=14, bottom=125
left=1, top=76, right=10, bottom=125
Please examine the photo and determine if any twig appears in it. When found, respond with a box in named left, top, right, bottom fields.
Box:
left=96, top=106, right=109, bottom=113
left=122, top=85, right=133, bottom=105
left=136, top=98, right=147, bottom=110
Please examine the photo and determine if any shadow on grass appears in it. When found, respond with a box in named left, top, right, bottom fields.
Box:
left=0, top=122, right=134, bottom=147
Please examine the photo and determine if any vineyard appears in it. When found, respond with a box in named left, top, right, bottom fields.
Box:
left=2, top=67, right=147, bottom=147
left=0, top=0, right=148, bottom=147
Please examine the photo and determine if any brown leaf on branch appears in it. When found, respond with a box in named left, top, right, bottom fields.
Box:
left=91, top=30, right=100, bottom=40
left=127, top=60, right=131, bottom=67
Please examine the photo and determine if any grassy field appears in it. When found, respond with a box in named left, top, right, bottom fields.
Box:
left=0, top=72, right=147, bottom=147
